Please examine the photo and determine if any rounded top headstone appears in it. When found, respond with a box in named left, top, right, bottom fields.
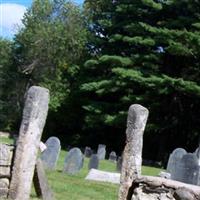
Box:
left=172, top=148, right=187, bottom=157
left=46, top=137, right=61, bottom=146
left=181, top=153, right=199, bottom=169
left=41, top=136, right=61, bottom=170
left=63, top=147, right=84, bottom=175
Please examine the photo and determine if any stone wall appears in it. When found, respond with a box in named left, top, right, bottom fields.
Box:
left=0, top=143, right=14, bottom=198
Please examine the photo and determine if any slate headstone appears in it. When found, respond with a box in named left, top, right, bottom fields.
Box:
left=41, top=137, right=61, bottom=170
left=84, top=146, right=92, bottom=158
left=63, top=148, right=84, bottom=175
left=116, top=156, right=122, bottom=172
left=33, top=159, right=55, bottom=200
left=97, top=144, right=106, bottom=160
left=109, top=151, right=117, bottom=162
left=167, top=148, right=187, bottom=178
left=174, top=153, right=200, bottom=185
left=88, top=154, right=99, bottom=170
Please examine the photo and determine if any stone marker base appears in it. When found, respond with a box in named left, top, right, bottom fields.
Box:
left=85, top=169, right=120, bottom=184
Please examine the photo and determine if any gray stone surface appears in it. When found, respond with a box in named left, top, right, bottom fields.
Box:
left=0, top=178, right=9, bottom=198
left=84, top=146, right=92, bottom=158
left=0, top=187, right=9, bottom=198
left=88, top=154, right=99, bottom=170
left=174, top=153, right=200, bottom=185
left=159, top=171, right=171, bottom=179
left=33, top=159, right=55, bottom=200
left=97, top=144, right=106, bottom=160
left=0, top=144, right=14, bottom=178
left=85, top=169, right=120, bottom=184
left=119, top=104, right=149, bottom=200
left=131, top=186, right=175, bottom=200
left=9, top=86, right=49, bottom=200
left=41, top=137, right=61, bottom=170
left=194, top=147, right=200, bottom=166
left=116, top=156, right=122, bottom=172
left=63, top=147, right=84, bottom=175
left=109, top=151, right=117, bottom=162
left=0, top=178, right=9, bottom=188
left=167, top=148, right=187, bottom=179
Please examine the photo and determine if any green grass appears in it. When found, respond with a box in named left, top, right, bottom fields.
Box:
left=45, top=150, right=164, bottom=200
left=0, top=137, right=164, bottom=199
left=45, top=150, right=119, bottom=200
left=0, top=136, right=14, bottom=144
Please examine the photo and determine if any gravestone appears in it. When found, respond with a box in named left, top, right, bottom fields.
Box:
left=174, top=153, right=200, bottom=185
left=116, top=156, right=122, bottom=172
left=109, top=151, right=117, bottom=162
left=167, top=148, right=187, bottom=179
left=63, top=148, right=84, bottom=175
left=33, top=159, right=55, bottom=200
left=84, top=146, right=92, bottom=158
left=97, top=144, right=106, bottom=160
left=9, top=86, right=49, bottom=200
left=194, top=147, right=200, bottom=166
left=41, top=137, right=61, bottom=170
left=88, top=154, right=99, bottom=170
left=86, top=169, right=120, bottom=184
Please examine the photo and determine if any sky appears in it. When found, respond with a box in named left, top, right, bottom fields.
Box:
left=0, top=0, right=84, bottom=38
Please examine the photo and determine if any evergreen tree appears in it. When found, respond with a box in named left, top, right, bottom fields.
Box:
left=81, top=0, right=200, bottom=162
left=0, top=38, right=17, bottom=130
left=0, top=0, right=88, bottom=142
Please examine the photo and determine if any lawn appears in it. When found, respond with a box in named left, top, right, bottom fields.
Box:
left=0, top=136, right=164, bottom=199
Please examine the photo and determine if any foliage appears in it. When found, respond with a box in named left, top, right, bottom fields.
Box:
left=81, top=0, right=200, bottom=162
left=0, top=38, right=19, bottom=130
left=13, top=0, right=88, bottom=111
left=1, top=0, right=200, bottom=164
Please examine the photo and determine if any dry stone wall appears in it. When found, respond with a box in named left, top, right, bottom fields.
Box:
left=0, top=144, right=14, bottom=198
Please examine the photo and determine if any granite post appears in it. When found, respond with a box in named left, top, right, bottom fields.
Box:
left=118, top=104, right=149, bottom=200
left=9, top=86, right=49, bottom=200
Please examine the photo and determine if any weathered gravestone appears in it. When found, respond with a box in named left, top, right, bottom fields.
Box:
left=173, top=153, right=200, bottom=185
left=109, top=151, right=117, bottom=162
left=63, top=148, right=84, bottom=175
left=8, top=86, right=49, bottom=200
left=97, top=144, right=106, bottom=160
left=33, top=159, right=55, bottom=200
left=86, top=169, right=120, bottom=184
left=167, top=148, right=187, bottom=179
left=84, top=146, right=92, bottom=158
left=116, top=156, right=122, bottom=172
left=194, top=146, right=200, bottom=166
left=88, top=154, right=99, bottom=170
left=41, top=137, right=61, bottom=170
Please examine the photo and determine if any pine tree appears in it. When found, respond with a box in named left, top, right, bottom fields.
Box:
left=81, top=0, right=200, bottom=161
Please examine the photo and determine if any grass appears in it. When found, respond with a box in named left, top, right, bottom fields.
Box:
left=0, top=136, right=14, bottom=144
left=0, top=137, right=164, bottom=199
left=46, top=151, right=164, bottom=200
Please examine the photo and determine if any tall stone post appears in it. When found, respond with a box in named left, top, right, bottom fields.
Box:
left=118, top=104, right=149, bottom=200
left=9, top=86, right=49, bottom=200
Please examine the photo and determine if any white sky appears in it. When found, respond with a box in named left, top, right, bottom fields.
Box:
left=0, top=3, right=27, bottom=38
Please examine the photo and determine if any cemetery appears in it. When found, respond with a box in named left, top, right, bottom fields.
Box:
left=1, top=0, right=200, bottom=199
left=0, top=86, right=200, bottom=199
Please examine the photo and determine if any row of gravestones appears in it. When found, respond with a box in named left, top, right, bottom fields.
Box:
left=84, top=145, right=118, bottom=162
left=40, top=137, right=123, bottom=175
left=166, top=147, right=200, bottom=186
